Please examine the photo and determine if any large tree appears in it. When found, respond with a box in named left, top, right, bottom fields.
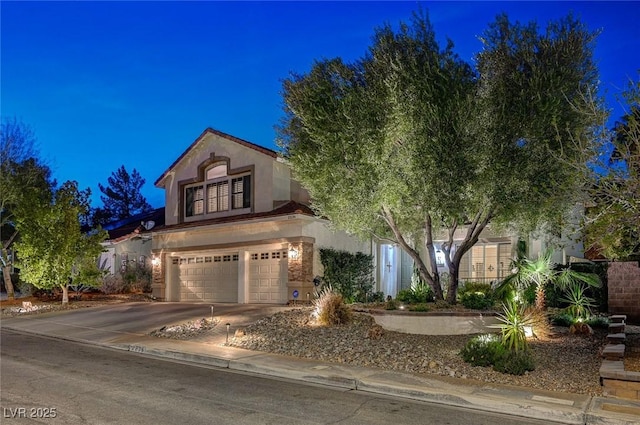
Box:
left=15, top=181, right=107, bottom=304
left=585, top=78, right=640, bottom=260
left=95, top=165, right=152, bottom=226
left=0, top=117, right=53, bottom=299
left=278, top=11, right=602, bottom=303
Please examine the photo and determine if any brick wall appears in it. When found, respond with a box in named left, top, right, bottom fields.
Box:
left=608, top=262, right=640, bottom=324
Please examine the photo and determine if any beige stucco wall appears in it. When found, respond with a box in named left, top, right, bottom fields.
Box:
left=302, top=220, right=372, bottom=280
left=160, top=132, right=295, bottom=226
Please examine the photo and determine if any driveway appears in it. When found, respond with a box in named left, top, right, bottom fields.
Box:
left=1, top=302, right=293, bottom=346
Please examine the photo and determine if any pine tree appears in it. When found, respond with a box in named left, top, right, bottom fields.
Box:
left=97, top=165, right=152, bottom=224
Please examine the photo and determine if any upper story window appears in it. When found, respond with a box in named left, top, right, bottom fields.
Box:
left=185, top=162, right=251, bottom=219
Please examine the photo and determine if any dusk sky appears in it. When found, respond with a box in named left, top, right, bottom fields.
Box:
left=2, top=1, right=639, bottom=209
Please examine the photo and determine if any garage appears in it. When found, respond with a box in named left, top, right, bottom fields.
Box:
left=177, top=253, right=238, bottom=302
left=248, top=249, right=288, bottom=303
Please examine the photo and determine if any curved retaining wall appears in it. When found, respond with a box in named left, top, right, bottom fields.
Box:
left=365, top=310, right=500, bottom=335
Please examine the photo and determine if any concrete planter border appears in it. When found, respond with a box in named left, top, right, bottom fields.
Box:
left=362, top=309, right=500, bottom=335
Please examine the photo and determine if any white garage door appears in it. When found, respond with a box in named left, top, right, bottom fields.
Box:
left=248, top=250, right=288, bottom=303
left=178, top=253, right=238, bottom=302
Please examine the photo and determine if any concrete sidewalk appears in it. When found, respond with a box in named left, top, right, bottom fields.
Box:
left=2, top=306, right=640, bottom=425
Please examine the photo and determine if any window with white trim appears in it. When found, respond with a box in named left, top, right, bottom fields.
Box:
left=184, top=163, right=251, bottom=218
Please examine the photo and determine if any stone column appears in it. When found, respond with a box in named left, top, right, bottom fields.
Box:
left=287, top=241, right=314, bottom=303
left=151, top=253, right=166, bottom=300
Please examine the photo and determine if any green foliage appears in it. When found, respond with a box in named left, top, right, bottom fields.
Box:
left=368, top=291, right=385, bottom=303
left=458, top=282, right=495, bottom=310
left=492, top=300, right=535, bottom=352
left=459, top=292, right=495, bottom=310
left=460, top=334, right=505, bottom=367
left=319, top=248, right=375, bottom=303
left=385, top=299, right=399, bottom=310
left=561, top=282, right=597, bottom=319
left=492, top=350, right=536, bottom=375
left=585, top=77, right=640, bottom=261
left=15, top=181, right=108, bottom=302
left=312, top=286, right=353, bottom=326
left=396, top=282, right=434, bottom=304
left=94, top=165, right=152, bottom=227
left=550, top=312, right=575, bottom=327
left=408, top=303, right=430, bottom=312
left=585, top=315, right=610, bottom=329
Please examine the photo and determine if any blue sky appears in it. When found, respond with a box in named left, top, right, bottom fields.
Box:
left=2, top=1, right=638, bottom=208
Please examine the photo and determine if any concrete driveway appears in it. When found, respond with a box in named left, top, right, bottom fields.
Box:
left=1, top=302, right=293, bottom=346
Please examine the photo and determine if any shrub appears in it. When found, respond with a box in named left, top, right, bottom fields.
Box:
left=312, top=286, right=352, bottom=326
left=319, top=249, right=375, bottom=303
left=396, top=282, right=434, bottom=304
left=459, top=292, right=494, bottom=310
left=493, top=350, right=535, bottom=375
left=561, top=282, right=596, bottom=320
left=585, top=315, right=609, bottom=329
left=460, top=334, right=505, bottom=367
left=101, top=274, right=128, bottom=294
left=385, top=299, right=398, bottom=310
left=408, top=303, right=430, bottom=312
left=368, top=291, right=385, bottom=303
left=550, top=312, right=574, bottom=327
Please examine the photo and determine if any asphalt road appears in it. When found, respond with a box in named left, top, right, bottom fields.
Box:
left=0, top=329, right=552, bottom=425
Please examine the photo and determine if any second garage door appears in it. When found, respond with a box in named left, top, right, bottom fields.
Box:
left=248, top=250, right=288, bottom=303
left=178, top=253, right=238, bottom=302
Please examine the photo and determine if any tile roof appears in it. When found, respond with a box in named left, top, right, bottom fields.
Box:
left=156, top=201, right=315, bottom=233
left=104, top=208, right=165, bottom=242
left=154, top=127, right=278, bottom=187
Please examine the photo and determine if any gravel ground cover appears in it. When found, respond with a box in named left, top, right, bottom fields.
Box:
left=227, top=308, right=612, bottom=396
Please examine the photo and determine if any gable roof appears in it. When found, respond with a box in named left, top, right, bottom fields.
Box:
left=154, top=127, right=278, bottom=187
left=155, top=201, right=315, bottom=234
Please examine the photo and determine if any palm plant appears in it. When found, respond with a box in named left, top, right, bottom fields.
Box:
left=560, top=282, right=597, bottom=319
left=495, top=247, right=601, bottom=311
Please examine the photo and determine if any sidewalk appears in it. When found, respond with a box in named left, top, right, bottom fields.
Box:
left=2, top=309, right=640, bottom=425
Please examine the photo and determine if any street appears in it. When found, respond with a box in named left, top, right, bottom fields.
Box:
left=0, top=329, right=553, bottom=425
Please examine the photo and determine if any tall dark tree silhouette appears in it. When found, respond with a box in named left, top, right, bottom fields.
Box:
left=97, top=166, right=152, bottom=225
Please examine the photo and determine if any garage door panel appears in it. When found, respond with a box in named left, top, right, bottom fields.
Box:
left=177, top=253, right=238, bottom=302
left=248, top=250, right=287, bottom=304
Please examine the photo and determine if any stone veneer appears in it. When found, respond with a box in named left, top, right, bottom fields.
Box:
left=151, top=254, right=165, bottom=300
left=608, top=262, right=640, bottom=323
left=287, top=241, right=314, bottom=302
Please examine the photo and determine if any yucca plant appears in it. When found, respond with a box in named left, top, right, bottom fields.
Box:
left=491, top=300, right=536, bottom=352
left=561, top=282, right=597, bottom=319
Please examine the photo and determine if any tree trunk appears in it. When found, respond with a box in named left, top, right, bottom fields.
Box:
left=2, top=264, right=15, bottom=300
left=61, top=285, right=69, bottom=305
left=381, top=206, right=444, bottom=300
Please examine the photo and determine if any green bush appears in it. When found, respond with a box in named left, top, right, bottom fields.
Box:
left=550, top=312, right=575, bottom=327
left=459, top=292, right=494, bottom=310
left=493, top=350, right=535, bottom=375
left=460, top=334, right=505, bottom=367
left=368, top=291, right=385, bottom=303
left=408, top=303, right=430, bottom=312
left=396, top=282, right=433, bottom=304
left=319, top=248, right=375, bottom=303
left=385, top=299, right=399, bottom=310
left=585, top=315, right=609, bottom=329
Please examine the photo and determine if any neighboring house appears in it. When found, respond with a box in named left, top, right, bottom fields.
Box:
left=150, top=127, right=587, bottom=304
left=99, top=208, right=165, bottom=275
left=151, top=128, right=370, bottom=303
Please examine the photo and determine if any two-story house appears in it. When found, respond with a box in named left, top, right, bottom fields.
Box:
left=150, top=128, right=370, bottom=303
left=151, top=127, right=586, bottom=304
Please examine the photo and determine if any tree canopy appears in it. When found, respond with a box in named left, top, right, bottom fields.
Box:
left=94, top=165, right=152, bottom=226
left=0, top=117, right=53, bottom=299
left=585, top=77, right=640, bottom=260
left=278, top=11, right=602, bottom=302
left=15, top=181, right=107, bottom=303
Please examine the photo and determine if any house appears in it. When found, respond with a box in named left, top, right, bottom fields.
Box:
left=99, top=208, right=165, bottom=275
left=150, top=128, right=370, bottom=303
left=150, top=127, right=586, bottom=303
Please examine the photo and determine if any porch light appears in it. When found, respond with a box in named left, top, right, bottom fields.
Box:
left=288, top=246, right=300, bottom=260
left=152, top=257, right=160, bottom=266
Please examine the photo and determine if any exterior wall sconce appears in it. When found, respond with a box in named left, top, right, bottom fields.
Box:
left=152, top=257, right=161, bottom=266
left=288, top=246, right=300, bottom=260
